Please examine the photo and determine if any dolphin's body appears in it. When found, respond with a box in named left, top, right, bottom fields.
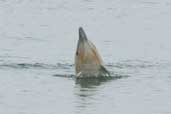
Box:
left=75, top=27, right=110, bottom=78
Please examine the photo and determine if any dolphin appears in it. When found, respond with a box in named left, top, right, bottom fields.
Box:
left=75, top=27, right=110, bottom=78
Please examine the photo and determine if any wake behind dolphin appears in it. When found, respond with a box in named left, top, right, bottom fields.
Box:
left=75, top=27, right=110, bottom=78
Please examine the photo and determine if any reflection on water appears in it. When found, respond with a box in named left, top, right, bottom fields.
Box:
left=75, top=77, right=112, bottom=88
left=75, top=75, right=126, bottom=88
left=74, top=78, right=107, bottom=114
left=74, top=75, right=129, bottom=114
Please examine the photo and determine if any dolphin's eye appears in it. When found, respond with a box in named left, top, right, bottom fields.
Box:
left=76, top=51, right=79, bottom=56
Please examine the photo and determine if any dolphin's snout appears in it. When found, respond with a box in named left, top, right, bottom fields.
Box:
left=79, top=27, right=88, bottom=42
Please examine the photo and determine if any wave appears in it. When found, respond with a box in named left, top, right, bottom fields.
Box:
left=0, top=60, right=170, bottom=70
left=108, top=59, right=171, bottom=70
left=0, top=62, right=74, bottom=70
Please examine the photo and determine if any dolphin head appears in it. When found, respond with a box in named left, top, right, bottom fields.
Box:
left=75, top=27, right=110, bottom=77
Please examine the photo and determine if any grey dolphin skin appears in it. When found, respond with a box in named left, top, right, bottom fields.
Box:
left=75, top=27, right=110, bottom=78
left=79, top=27, right=88, bottom=42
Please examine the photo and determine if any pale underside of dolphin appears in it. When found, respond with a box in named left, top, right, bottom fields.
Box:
left=75, top=27, right=110, bottom=78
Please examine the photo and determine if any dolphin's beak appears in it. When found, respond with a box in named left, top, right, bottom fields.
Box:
left=79, top=27, right=88, bottom=42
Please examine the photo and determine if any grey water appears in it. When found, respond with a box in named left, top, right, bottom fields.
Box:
left=0, top=0, right=171, bottom=114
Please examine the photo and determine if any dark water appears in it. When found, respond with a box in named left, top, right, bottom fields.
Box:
left=0, top=0, right=171, bottom=114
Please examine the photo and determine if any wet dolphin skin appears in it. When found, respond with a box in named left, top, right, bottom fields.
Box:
left=75, top=27, right=110, bottom=78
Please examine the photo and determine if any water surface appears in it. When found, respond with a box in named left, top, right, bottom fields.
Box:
left=0, top=0, right=171, bottom=114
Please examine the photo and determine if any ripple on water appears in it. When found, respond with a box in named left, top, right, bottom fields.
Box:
left=0, top=60, right=171, bottom=78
